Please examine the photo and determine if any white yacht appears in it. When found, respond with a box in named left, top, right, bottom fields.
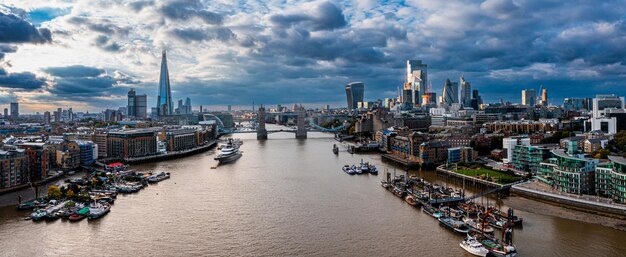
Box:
left=460, top=236, right=489, bottom=257
left=214, top=145, right=242, bottom=164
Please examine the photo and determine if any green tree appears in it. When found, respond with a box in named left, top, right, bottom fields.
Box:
left=47, top=185, right=62, bottom=200
left=66, top=189, right=75, bottom=199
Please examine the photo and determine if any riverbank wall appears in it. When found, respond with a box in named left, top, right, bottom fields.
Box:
left=511, top=184, right=626, bottom=219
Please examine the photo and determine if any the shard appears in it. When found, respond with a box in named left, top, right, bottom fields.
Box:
left=156, top=50, right=173, bottom=116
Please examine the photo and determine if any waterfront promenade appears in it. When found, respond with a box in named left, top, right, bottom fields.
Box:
left=513, top=180, right=626, bottom=218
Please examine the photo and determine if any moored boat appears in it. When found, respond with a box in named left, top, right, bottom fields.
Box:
left=438, top=216, right=470, bottom=234
left=460, top=236, right=489, bottom=257
left=342, top=165, right=356, bottom=175
left=480, top=238, right=517, bottom=257
left=214, top=145, right=243, bottom=164
left=68, top=214, right=86, bottom=222
left=422, top=205, right=444, bottom=219
left=30, top=209, right=47, bottom=221
left=88, top=203, right=111, bottom=220
left=404, top=194, right=420, bottom=206
left=147, top=172, right=170, bottom=183
left=463, top=217, right=495, bottom=234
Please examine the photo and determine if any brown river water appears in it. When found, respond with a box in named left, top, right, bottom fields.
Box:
left=1, top=130, right=625, bottom=256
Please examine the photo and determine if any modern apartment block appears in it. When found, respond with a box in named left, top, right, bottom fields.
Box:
left=512, top=145, right=551, bottom=174
left=538, top=149, right=598, bottom=194
left=595, top=156, right=626, bottom=203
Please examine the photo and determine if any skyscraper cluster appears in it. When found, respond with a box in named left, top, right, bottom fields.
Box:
left=406, top=60, right=428, bottom=105
left=176, top=97, right=192, bottom=115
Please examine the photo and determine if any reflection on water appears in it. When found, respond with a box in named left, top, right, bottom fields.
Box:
left=0, top=130, right=625, bottom=256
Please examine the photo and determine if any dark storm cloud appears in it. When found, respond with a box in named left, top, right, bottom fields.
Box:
left=67, top=17, right=129, bottom=36
left=45, top=65, right=140, bottom=98
left=0, top=68, right=47, bottom=90
left=94, top=35, right=122, bottom=52
left=159, top=0, right=223, bottom=25
left=0, top=11, right=52, bottom=43
left=128, top=0, right=154, bottom=12
left=44, top=65, right=105, bottom=78
left=270, top=2, right=346, bottom=31
left=0, top=44, right=17, bottom=60
left=169, top=27, right=236, bottom=43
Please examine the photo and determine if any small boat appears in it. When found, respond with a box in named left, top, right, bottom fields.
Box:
left=485, top=215, right=506, bottom=229
left=368, top=164, right=378, bottom=174
left=358, top=159, right=369, bottom=174
left=147, top=172, right=170, bottom=183
left=342, top=165, right=356, bottom=175
left=439, top=217, right=470, bottom=234
left=68, top=214, right=86, bottom=222
left=404, top=194, right=420, bottom=206
left=460, top=236, right=489, bottom=257
left=30, top=209, right=48, bottom=221
left=392, top=186, right=406, bottom=198
left=46, top=211, right=62, bottom=221
left=422, top=205, right=444, bottom=219
left=490, top=207, right=523, bottom=227
left=459, top=202, right=479, bottom=217
left=17, top=201, right=37, bottom=210
left=463, top=217, right=495, bottom=234
left=480, top=238, right=517, bottom=257
left=88, top=203, right=111, bottom=220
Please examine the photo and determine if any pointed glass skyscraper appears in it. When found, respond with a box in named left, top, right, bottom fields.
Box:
left=156, top=50, right=173, bottom=116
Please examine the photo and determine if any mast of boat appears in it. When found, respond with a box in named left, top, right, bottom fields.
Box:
left=462, top=175, right=466, bottom=200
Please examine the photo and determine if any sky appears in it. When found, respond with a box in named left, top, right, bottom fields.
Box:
left=0, top=0, right=625, bottom=113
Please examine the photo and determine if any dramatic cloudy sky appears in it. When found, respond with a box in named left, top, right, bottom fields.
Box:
left=1, top=0, right=625, bottom=112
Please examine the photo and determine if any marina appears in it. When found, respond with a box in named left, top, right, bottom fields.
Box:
left=17, top=163, right=171, bottom=224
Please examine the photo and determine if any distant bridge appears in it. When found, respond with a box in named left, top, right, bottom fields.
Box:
left=219, top=106, right=345, bottom=138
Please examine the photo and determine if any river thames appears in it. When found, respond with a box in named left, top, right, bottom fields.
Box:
left=1, top=130, right=626, bottom=256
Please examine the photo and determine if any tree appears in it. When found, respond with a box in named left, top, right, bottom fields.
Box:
left=609, top=130, right=626, bottom=153
left=593, top=149, right=610, bottom=159
left=47, top=185, right=62, bottom=200
left=66, top=189, right=75, bottom=199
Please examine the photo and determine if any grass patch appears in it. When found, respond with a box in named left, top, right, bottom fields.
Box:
left=454, top=167, right=522, bottom=184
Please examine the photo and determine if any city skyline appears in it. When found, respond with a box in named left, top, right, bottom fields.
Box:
left=1, top=1, right=626, bottom=112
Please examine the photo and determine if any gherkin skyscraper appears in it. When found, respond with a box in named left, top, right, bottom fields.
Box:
left=156, top=50, right=173, bottom=116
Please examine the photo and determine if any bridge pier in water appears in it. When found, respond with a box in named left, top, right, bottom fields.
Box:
left=257, top=105, right=268, bottom=140
left=295, top=105, right=307, bottom=139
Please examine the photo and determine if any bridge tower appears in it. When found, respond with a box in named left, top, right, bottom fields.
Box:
left=257, top=105, right=268, bottom=140
left=295, top=104, right=307, bottom=139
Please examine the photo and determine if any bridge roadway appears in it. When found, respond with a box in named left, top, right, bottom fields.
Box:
left=229, top=128, right=325, bottom=134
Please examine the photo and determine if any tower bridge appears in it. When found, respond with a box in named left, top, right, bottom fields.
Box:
left=221, top=106, right=345, bottom=139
